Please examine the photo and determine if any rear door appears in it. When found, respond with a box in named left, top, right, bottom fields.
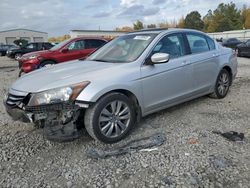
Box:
left=141, top=33, right=194, bottom=113
left=185, top=33, right=218, bottom=94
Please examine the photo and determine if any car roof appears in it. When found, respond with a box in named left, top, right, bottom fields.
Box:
left=128, top=28, right=207, bottom=35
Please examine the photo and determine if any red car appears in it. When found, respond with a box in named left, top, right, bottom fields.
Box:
left=19, top=37, right=108, bottom=75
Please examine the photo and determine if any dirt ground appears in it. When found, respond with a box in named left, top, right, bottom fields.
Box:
left=0, top=56, right=249, bottom=188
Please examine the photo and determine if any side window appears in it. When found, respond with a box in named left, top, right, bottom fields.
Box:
left=246, top=40, right=250, bottom=47
left=151, top=33, right=185, bottom=59
left=68, top=40, right=85, bottom=50
left=187, top=34, right=209, bottom=54
left=26, top=43, right=35, bottom=49
left=43, top=43, right=52, bottom=49
left=85, top=40, right=106, bottom=49
left=37, top=43, right=43, bottom=50
left=206, top=37, right=216, bottom=50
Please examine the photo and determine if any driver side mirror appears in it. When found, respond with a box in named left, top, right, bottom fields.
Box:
left=61, top=48, right=69, bottom=53
left=145, top=53, right=170, bottom=65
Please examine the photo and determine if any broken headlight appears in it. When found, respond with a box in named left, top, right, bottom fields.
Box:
left=28, top=82, right=90, bottom=106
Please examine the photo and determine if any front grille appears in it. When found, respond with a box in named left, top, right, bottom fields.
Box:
left=25, top=103, right=75, bottom=114
left=6, top=93, right=26, bottom=107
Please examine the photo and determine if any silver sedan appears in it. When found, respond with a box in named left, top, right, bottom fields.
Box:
left=4, top=28, right=238, bottom=143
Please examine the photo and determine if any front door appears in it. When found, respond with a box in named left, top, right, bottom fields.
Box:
left=141, top=33, right=194, bottom=113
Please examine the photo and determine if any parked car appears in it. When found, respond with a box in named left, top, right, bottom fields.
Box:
left=222, top=38, right=242, bottom=49
left=19, top=37, right=109, bottom=75
left=236, top=39, right=250, bottom=57
left=4, top=28, right=237, bottom=143
left=6, top=42, right=54, bottom=60
left=0, top=44, right=17, bottom=56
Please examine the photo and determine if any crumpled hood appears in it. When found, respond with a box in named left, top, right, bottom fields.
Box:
left=11, top=60, right=125, bottom=93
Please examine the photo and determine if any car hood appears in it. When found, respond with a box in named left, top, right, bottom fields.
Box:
left=22, top=50, right=52, bottom=57
left=11, top=60, right=131, bottom=93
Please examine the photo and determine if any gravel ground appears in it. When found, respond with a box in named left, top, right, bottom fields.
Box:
left=0, top=56, right=250, bottom=188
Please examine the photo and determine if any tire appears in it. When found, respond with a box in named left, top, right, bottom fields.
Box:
left=84, top=92, right=136, bottom=143
left=14, top=53, right=22, bottom=60
left=209, top=69, right=231, bottom=99
left=39, top=60, right=55, bottom=68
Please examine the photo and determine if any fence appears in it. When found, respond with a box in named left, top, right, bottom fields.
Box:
left=208, top=29, right=250, bottom=41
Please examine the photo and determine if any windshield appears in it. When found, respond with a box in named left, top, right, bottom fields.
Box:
left=87, top=33, right=157, bottom=63
left=50, top=38, right=71, bottom=50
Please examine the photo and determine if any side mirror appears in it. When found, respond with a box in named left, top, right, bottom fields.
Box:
left=61, top=48, right=69, bottom=53
left=145, top=53, right=170, bottom=65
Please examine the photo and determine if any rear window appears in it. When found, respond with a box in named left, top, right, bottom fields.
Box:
left=186, top=34, right=209, bottom=54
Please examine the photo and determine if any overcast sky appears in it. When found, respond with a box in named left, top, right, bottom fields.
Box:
left=0, top=0, right=249, bottom=37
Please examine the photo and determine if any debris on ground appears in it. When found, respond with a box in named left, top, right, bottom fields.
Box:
left=86, top=133, right=166, bottom=159
left=187, top=138, right=198, bottom=144
left=212, top=131, right=244, bottom=142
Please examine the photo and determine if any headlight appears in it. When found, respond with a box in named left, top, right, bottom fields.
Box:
left=28, top=81, right=90, bottom=106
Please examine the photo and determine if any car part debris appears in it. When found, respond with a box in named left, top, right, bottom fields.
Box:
left=212, top=131, right=244, bottom=142
left=86, top=133, right=166, bottom=159
left=43, top=109, right=81, bottom=142
left=140, top=148, right=158, bottom=152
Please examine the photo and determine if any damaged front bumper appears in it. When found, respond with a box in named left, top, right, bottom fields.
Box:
left=4, top=94, right=88, bottom=142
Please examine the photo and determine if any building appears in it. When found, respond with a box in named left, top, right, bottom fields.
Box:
left=70, top=30, right=126, bottom=39
left=208, top=29, right=250, bottom=41
left=0, top=29, right=48, bottom=45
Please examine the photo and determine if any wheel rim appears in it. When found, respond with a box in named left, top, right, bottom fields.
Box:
left=98, top=100, right=131, bottom=138
left=217, top=72, right=229, bottom=96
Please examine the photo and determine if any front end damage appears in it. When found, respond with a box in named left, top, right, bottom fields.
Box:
left=4, top=90, right=88, bottom=142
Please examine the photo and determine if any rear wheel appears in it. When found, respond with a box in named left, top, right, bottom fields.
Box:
left=39, top=60, right=55, bottom=68
left=209, top=69, right=230, bottom=99
left=84, top=93, right=136, bottom=143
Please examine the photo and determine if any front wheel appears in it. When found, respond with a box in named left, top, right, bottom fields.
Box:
left=209, top=69, right=230, bottom=99
left=84, top=93, right=136, bottom=143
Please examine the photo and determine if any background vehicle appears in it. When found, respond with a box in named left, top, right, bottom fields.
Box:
left=222, top=38, right=242, bottom=49
left=0, top=44, right=16, bottom=56
left=6, top=42, right=54, bottom=60
left=19, top=37, right=108, bottom=74
left=236, top=39, right=250, bottom=57
left=4, top=29, right=237, bottom=143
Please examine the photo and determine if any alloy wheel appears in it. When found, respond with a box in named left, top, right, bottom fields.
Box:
left=217, top=72, right=229, bottom=96
left=98, top=100, right=131, bottom=138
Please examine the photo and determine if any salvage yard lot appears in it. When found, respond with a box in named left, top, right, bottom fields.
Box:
left=0, top=57, right=250, bottom=187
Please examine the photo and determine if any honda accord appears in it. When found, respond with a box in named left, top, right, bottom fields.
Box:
left=4, top=28, right=238, bottom=143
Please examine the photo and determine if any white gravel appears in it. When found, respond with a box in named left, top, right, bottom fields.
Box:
left=0, top=56, right=250, bottom=187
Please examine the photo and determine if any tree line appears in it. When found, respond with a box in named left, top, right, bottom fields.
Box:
left=115, top=2, right=250, bottom=33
